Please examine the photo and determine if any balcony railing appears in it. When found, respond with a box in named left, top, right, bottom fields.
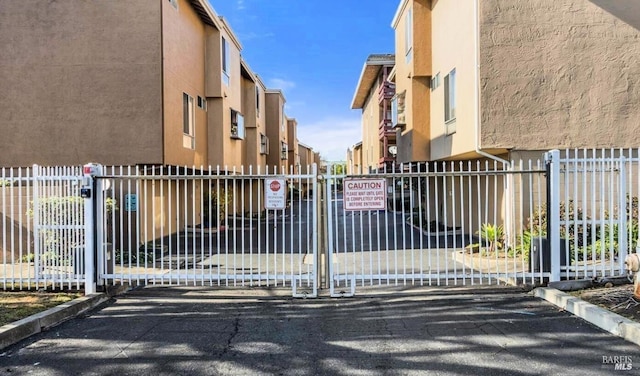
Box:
left=378, top=81, right=395, bottom=104
left=378, top=119, right=395, bottom=138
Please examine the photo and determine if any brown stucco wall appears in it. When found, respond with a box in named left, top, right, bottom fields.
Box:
left=480, top=0, right=640, bottom=150
left=0, top=0, right=163, bottom=167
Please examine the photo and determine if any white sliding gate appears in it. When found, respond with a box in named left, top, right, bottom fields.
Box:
left=325, top=160, right=549, bottom=296
left=94, top=165, right=319, bottom=297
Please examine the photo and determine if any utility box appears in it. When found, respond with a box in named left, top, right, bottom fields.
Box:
left=530, top=237, right=568, bottom=273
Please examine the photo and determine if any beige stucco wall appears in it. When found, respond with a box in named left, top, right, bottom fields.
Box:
left=162, top=0, right=208, bottom=167
left=393, top=0, right=431, bottom=164
left=430, top=0, right=478, bottom=161
left=287, top=119, right=299, bottom=174
left=480, top=0, right=640, bottom=150
left=0, top=0, right=163, bottom=167
left=265, top=91, right=287, bottom=171
left=361, top=87, right=380, bottom=173
left=242, top=75, right=267, bottom=170
left=207, top=28, right=244, bottom=168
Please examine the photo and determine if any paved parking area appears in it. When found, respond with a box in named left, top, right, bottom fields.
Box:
left=1, top=286, right=639, bottom=375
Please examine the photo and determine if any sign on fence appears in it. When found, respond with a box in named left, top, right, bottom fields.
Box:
left=343, top=178, right=386, bottom=211
left=264, top=178, right=286, bottom=210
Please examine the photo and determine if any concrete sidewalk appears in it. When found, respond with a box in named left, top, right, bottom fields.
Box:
left=1, top=286, right=639, bottom=375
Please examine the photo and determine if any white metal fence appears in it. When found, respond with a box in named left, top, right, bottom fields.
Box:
left=2, top=149, right=638, bottom=295
left=1, top=166, right=85, bottom=290
left=547, top=149, right=640, bottom=281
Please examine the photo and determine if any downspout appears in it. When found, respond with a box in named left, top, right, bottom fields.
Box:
left=474, top=0, right=513, bottom=249
left=473, top=0, right=509, bottom=166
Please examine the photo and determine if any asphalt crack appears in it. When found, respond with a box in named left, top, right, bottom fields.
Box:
left=221, top=315, right=240, bottom=356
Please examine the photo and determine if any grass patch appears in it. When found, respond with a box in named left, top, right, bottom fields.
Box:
left=0, top=292, right=82, bottom=326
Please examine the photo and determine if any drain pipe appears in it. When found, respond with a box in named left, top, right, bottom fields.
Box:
left=473, top=0, right=514, bottom=248
left=473, top=0, right=509, bottom=166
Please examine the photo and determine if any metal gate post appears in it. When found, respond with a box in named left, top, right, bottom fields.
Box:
left=325, top=164, right=334, bottom=293
left=95, top=175, right=106, bottom=287
left=82, top=163, right=102, bottom=295
left=32, top=164, right=41, bottom=283
left=546, top=150, right=561, bottom=282
left=618, top=156, right=628, bottom=273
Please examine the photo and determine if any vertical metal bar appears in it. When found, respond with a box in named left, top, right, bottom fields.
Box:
left=257, top=165, right=262, bottom=286
left=310, top=164, right=318, bottom=295
left=1, top=167, right=6, bottom=289
left=619, top=155, right=628, bottom=273
left=207, top=167, right=213, bottom=286
left=547, top=150, right=561, bottom=282
left=443, top=163, right=449, bottom=285
left=326, top=164, right=335, bottom=294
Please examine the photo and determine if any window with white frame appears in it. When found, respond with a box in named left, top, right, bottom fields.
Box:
left=280, top=141, right=288, bottom=160
left=260, top=133, right=269, bottom=154
left=405, top=7, right=413, bottom=63
left=444, top=69, right=456, bottom=123
left=231, top=109, right=244, bottom=139
left=222, top=36, right=230, bottom=86
left=281, top=105, right=285, bottom=131
left=183, top=93, right=195, bottom=149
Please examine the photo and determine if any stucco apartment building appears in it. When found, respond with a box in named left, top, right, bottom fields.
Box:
left=351, top=54, right=397, bottom=173
left=0, top=0, right=300, bottom=169
left=385, top=0, right=640, bottom=165
left=349, top=0, right=640, bottom=232
left=0, top=0, right=320, bottom=254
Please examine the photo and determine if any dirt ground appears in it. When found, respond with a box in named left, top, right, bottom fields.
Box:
left=572, top=283, right=640, bottom=322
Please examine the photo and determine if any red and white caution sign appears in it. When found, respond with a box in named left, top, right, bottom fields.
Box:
left=343, top=178, right=386, bottom=211
left=265, top=178, right=287, bottom=210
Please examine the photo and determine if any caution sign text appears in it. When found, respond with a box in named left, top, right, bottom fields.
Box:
left=343, top=178, right=386, bottom=211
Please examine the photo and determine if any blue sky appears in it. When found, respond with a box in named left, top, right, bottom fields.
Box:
left=207, top=0, right=398, bottom=162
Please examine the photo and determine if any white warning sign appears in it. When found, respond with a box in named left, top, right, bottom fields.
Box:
left=265, top=178, right=287, bottom=210
left=343, top=178, right=386, bottom=211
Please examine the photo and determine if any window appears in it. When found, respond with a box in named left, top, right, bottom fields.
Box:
left=280, top=141, right=288, bottom=160
left=391, top=91, right=406, bottom=128
left=430, top=73, right=440, bottom=91
left=256, top=87, right=260, bottom=118
left=260, top=133, right=269, bottom=155
left=405, top=7, right=413, bottom=63
left=197, top=96, right=206, bottom=110
left=444, top=69, right=456, bottom=135
left=183, top=93, right=195, bottom=149
left=222, top=36, right=230, bottom=86
left=231, top=109, right=244, bottom=139
left=444, top=69, right=456, bottom=124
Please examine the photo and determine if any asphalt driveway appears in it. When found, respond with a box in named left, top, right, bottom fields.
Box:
left=1, top=286, right=639, bottom=376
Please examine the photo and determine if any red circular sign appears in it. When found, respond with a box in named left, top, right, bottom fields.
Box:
left=270, top=180, right=281, bottom=192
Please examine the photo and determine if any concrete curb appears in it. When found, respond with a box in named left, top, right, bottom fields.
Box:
left=0, top=285, right=130, bottom=350
left=534, top=287, right=640, bottom=347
